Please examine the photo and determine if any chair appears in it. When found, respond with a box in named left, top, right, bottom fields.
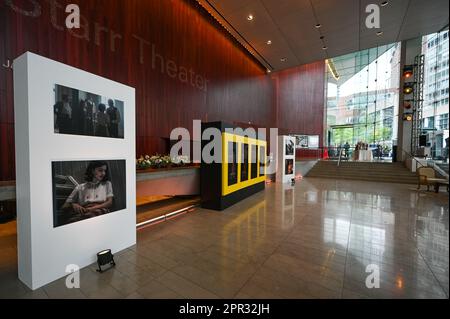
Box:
left=417, top=167, right=448, bottom=192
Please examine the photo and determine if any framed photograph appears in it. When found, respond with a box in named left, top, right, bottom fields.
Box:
left=295, top=135, right=308, bottom=149
left=308, top=135, right=320, bottom=149
left=54, top=84, right=124, bottom=139
left=241, top=144, right=249, bottom=182
left=52, top=160, right=127, bottom=227
left=228, top=142, right=238, bottom=186
left=251, top=144, right=258, bottom=179
left=285, top=159, right=294, bottom=175
left=259, top=146, right=266, bottom=176
left=285, top=138, right=294, bottom=156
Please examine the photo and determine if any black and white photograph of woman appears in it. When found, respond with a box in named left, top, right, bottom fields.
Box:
left=52, top=160, right=126, bottom=227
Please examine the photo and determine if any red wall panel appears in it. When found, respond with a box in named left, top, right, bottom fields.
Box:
left=0, top=0, right=273, bottom=180
left=0, top=0, right=325, bottom=181
left=271, top=61, right=326, bottom=145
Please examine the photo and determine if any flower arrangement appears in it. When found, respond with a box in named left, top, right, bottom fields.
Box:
left=136, top=154, right=190, bottom=170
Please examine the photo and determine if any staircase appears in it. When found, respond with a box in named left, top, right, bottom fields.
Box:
left=305, top=161, right=418, bottom=184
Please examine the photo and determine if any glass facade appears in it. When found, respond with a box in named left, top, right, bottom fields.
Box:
left=325, top=43, right=402, bottom=158
left=421, top=30, right=449, bottom=160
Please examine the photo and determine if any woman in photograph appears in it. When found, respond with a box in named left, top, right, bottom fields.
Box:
left=62, top=161, right=114, bottom=221
left=95, top=103, right=110, bottom=137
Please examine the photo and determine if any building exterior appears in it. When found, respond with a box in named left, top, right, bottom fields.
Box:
left=422, top=31, right=449, bottom=158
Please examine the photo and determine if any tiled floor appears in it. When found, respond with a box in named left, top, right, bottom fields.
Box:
left=0, top=177, right=448, bottom=299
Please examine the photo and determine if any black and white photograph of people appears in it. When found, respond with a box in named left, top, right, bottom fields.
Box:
left=285, top=138, right=294, bottom=156
left=53, top=84, right=124, bottom=139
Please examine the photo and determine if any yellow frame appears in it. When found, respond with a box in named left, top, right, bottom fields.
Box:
left=222, top=132, right=267, bottom=196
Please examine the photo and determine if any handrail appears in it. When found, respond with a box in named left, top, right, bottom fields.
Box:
left=429, top=161, right=449, bottom=180
left=400, top=146, right=449, bottom=180
left=337, top=149, right=343, bottom=167
left=398, top=146, right=428, bottom=172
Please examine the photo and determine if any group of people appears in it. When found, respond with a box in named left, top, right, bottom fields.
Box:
left=329, top=141, right=388, bottom=159
left=54, top=95, right=122, bottom=138
left=355, top=141, right=369, bottom=151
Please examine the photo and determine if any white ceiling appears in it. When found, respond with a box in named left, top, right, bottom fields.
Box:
left=197, top=0, right=449, bottom=71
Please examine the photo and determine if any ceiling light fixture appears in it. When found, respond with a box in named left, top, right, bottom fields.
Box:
left=376, top=31, right=383, bottom=36
left=247, top=14, right=254, bottom=21
left=381, top=1, right=389, bottom=6
left=315, top=24, right=321, bottom=28
left=322, top=46, right=328, bottom=50
left=266, top=40, right=272, bottom=45
left=280, top=57, right=287, bottom=62
left=326, top=59, right=340, bottom=81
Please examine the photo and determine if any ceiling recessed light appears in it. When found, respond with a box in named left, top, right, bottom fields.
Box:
left=376, top=31, right=383, bottom=36
left=320, top=36, right=325, bottom=40
left=315, top=24, right=321, bottom=28
left=247, top=14, right=254, bottom=21
left=266, top=40, right=272, bottom=45
left=280, top=57, right=287, bottom=62
left=322, top=46, right=328, bottom=50
left=381, top=1, right=389, bottom=6
left=267, top=69, right=272, bottom=73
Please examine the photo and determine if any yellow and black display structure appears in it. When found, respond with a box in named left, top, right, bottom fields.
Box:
left=201, top=122, right=267, bottom=210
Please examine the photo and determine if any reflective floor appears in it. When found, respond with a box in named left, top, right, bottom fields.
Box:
left=0, top=177, right=448, bottom=298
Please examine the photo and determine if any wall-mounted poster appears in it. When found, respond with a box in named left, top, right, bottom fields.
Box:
left=52, top=160, right=126, bottom=227
left=295, top=135, right=308, bottom=149
left=285, top=159, right=294, bottom=175
left=285, top=138, right=294, bottom=155
left=54, top=84, right=124, bottom=139
left=228, top=142, right=238, bottom=186
left=241, top=144, right=249, bottom=182
left=259, top=146, right=266, bottom=177
left=251, top=144, right=258, bottom=179
left=308, top=135, right=320, bottom=149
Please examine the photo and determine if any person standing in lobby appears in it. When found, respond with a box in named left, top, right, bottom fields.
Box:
left=344, top=142, right=350, bottom=158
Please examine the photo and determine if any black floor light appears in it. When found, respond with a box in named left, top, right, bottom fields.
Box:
left=96, top=249, right=116, bottom=273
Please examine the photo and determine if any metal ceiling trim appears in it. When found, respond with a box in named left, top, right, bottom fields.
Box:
left=196, top=0, right=274, bottom=71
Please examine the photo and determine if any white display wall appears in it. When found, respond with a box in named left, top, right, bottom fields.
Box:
left=14, top=52, right=136, bottom=290
left=276, top=135, right=296, bottom=183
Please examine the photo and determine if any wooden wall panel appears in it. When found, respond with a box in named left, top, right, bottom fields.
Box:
left=0, top=0, right=273, bottom=181
left=0, top=0, right=325, bottom=181
left=271, top=61, right=326, bottom=146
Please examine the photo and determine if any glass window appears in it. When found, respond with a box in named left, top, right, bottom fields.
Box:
left=422, top=31, right=449, bottom=159
left=439, top=114, right=449, bottom=130
left=325, top=43, right=400, bottom=156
